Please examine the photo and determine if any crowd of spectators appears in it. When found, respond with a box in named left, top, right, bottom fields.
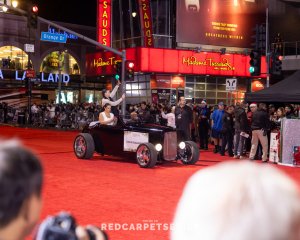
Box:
left=1, top=100, right=300, bottom=163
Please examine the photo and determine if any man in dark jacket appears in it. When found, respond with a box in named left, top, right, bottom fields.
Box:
left=233, top=102, right=249, bottom=159
left=249, top=103, right=271, bottom=162
left=197, top=100, right=210, bottom=150
left=175, top=96, right=193, bottom=141
left=220, top=105, right=234, bottom=156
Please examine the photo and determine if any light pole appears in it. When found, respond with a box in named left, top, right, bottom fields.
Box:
left=266, top=7, right=270, bottom=88
left=58, top=50, right=64, bottom=104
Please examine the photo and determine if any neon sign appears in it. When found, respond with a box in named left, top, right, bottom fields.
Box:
left=0, top=70, right=70, bottom=83
left=97, top=0, right=111, bottom=46
left=182, top=56, right=235, bottom=71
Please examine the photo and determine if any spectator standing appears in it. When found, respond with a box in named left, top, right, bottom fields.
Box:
left=3, top=102, right=8, bottom=123
left=234, top=102, right=249, bottom=159
left=137, top=101, right=152, bottom=123
left=175, top=96, right=193, bottom=141
left=249, top=103, right=271, bottom=162
left=220, top=105, right=234, bottom=157
left=197, top=100, right=210, bottom=150
left=285, top=105, right=295, bottom=119
left=211, top=102, right=225, bottom=153
left=31, top=103, right=39, bottom=114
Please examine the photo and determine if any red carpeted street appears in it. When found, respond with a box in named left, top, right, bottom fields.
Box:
left=1, top=126, right=300, bottom=240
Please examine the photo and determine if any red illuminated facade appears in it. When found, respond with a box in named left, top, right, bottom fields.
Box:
left=86, top=47, right=267, bottom=78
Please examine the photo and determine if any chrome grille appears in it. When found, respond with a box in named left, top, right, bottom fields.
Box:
left=163, top=132, right=177, bottom=160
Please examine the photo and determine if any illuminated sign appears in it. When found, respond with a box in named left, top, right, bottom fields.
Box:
left=0, top=70, right=70, bottom=83
left=97, top=0, right=112, bottom=46
left=182, top=56, right=235, bottom=71
left=138, top=0, right=154, bottom=47
left=176, top=0, right=267, bottom=48
left=48, top=27, right=78, bottom=40
left=85, top=48, right=267, bottom=78
left=251, top=80, right=265, bottom=92
left=93, top=57, right=121, bottom=67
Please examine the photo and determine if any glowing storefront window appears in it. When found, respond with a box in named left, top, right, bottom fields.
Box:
left=40, top=51, right=80, bottom=75
left=0, top=46, right=29, bottom=70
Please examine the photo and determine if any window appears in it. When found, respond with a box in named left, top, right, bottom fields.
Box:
left=40, top=51, right=80, bottom=75
left=0, top=46, right=28, bottom=70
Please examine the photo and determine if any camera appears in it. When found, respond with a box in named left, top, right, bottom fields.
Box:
left=35, top=212, right=108, bottom=240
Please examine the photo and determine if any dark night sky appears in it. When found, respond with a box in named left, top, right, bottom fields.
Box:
left=33, top=0, right=97, bottom=26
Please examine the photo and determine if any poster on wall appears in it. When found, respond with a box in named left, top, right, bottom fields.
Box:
left=124, top=131, right=149, bottom=152
left=151, top=89, right=171, bottom=104
left=176, top=0, right=267, bottom=48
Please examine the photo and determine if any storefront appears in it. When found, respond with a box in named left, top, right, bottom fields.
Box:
left=86, top=47, right=267, bottom=105
left=0, top=12, right=102, bottom=105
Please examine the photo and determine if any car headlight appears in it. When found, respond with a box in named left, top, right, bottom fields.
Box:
left=179, top=142, right=186, bottom=149
left=155, top=143, right=163, bottom=152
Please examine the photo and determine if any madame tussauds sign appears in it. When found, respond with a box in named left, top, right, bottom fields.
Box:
left=0, top=70, right=70, bottom=83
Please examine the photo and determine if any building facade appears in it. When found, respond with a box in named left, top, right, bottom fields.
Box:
left=0, top=11, right=106, bottom=106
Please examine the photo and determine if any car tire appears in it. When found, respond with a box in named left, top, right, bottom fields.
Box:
left=74, top=133, right=95, bottom=159
left=181, top=141, right=199, bottom=165
left=136, top=143, right=157, bottom=168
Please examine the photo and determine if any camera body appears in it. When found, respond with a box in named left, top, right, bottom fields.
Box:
left=35, top=212, right=95, bottom=240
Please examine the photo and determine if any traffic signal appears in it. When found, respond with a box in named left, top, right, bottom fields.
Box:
left=113, top=61, right=121, bottom=81
left=249, top=50, right=261, bottom=76
left=251, top=24, right=266, bottom=53
left=126, top=61, right=135, bottom=81
left=27, top=5, right=38, bottom=29
left=271, top=53, right=283, bottom=75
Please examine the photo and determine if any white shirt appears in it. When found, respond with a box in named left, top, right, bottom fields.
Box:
left=100, top=112, right=114, bottom=125
left=47, top=106, right=56, bottom=118
left=161, top=112, right=176, bottom=128
left=101, top=85, right=123, bottom=107
left=31, top=105, right=39, bottom=114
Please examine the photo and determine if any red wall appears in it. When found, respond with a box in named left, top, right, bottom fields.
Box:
left=86, top=48, right=267, bottom=78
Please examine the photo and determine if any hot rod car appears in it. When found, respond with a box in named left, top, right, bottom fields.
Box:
left=73, top=117, right=199, bottom=168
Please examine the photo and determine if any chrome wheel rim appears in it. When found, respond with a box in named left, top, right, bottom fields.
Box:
left=74, top=136, right=87, bottom=158
left=137, top=145, right=151, bottom=166
left=181, top=144, right=193, bottom=163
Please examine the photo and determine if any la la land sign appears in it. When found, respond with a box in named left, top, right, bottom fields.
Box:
left=0, top=70, right=70, bottom=83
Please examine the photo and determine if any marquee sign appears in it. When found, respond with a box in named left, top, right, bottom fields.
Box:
left=85, top=48, right=267, bottom=78
left=138, top=0, right=154, bottom=47
left=0, top=70, right=71, bottom=83
left=97, top=0, right=112, bottom=46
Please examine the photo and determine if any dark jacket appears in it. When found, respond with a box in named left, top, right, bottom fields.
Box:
left=251, top=109, right=271, bottom=130
left=175, top=105, right=193, bottom=131
left=234, top=107, right=249, bottom=132
left=221, top=112, right=234, bottom=133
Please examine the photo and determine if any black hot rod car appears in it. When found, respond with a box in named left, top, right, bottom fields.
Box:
left=73, top=117, right=199, bottom=168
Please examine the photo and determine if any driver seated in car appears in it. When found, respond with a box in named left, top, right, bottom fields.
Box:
left=99, top=103, right=117, bottom=126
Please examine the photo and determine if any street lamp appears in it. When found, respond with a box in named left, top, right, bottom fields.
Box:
left=12, top=0, right=18, bottom=8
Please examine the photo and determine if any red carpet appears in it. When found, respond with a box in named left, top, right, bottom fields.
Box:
left=1, top=125, right=300, bottom=240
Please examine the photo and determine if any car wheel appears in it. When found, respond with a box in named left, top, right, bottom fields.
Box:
left=74, top=133, right=95, bottom=159
left=180, top=141, right=199, bottom=165
left=136, top=143, right=157, bottom=168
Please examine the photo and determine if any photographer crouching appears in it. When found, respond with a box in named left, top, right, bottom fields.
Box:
left=0, top=140, right=107, bottom=240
